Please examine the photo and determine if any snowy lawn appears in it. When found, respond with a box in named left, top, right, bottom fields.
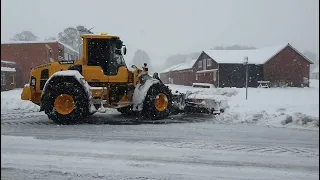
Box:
left=168, top=79, right=319, bottom=130
left=1, top=80, right=319, bottom=130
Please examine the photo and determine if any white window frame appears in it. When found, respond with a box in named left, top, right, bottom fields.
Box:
left=203, top=59, right=207, bottom=70
left=195, top=73, right=199, bottom=80
left=213, top=71, right=217, bottom=81
left=198, top=60, right=202, bottom=68
left=1, top=73, right=6, bottom=86
left=207, top=59, right=212, bottom=67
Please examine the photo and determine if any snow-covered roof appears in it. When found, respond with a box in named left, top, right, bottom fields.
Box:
left=174, top=59, right=197, bottom=71
left=160, top=59, right=197, bottom=73
left=160, top=63, right=184, bottom=73
left=1, top=40, right=57, bottom=44
left=1, top=40, right=79, bottom=54
left=312, top=66, right=319, bottom=73
left=203, top=43, right=314, bottom=65
left=1, top=60, right=16, bottom=64
left=1, top=67, right=16, bottom=72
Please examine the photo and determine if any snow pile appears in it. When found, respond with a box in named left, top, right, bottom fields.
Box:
left=168, top=81, right=319, bottom=130
left=1, top=89, right=40, bottom=112
left=217, top=87, right=319, bottom=129
left=1, top=80, right=318, bottom=130
left=168, top=84, right=238, bottom=97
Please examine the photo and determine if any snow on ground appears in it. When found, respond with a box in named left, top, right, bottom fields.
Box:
left=1, top=88, right=40, bottom=112
left=1, top=134, right=318, bottom=180
left=1, top=80, right=319, bottom=129
left=168, top=79, right=319, bottom=130
left=310, top=79, right=319, bottom=88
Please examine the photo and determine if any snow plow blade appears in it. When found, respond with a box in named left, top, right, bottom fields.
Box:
left=170, top=90, right=229, bottom=115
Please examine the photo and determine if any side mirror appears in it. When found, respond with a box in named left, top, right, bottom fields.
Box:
left=123, top=46, right=127, bottom=55
left=116, top=39, right=123, bottom=49
left=153, top=72, right=159, bottom=79
left=115, top=49, right=122, bottom=55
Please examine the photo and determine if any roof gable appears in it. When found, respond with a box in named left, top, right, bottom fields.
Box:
left=203, top=43, right=314, bottom=65
left=285, top=44, right=314, bottom=64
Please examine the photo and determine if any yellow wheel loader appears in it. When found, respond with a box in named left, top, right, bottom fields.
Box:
left=21, top=32, right=227, bottom=124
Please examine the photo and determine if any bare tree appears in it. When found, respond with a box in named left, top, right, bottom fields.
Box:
left=10, top=31, right=38, bottom=41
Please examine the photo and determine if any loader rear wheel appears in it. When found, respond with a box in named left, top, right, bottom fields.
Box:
left=42, top=82, right=89, bottom=124
left=142, top=84, right=172, bottom=120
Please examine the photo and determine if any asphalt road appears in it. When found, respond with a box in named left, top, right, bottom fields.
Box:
left=1, top=111, right=319, bottom=180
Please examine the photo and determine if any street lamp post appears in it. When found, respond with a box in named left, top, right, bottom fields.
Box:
left=243, top=56, right=248, bottom=100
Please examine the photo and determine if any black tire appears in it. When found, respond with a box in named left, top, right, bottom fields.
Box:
left=142, top=83, right=173, bottom=120
left=42, top=81, right=89, bottom=124
left=117, top=106, right=133, bottom=116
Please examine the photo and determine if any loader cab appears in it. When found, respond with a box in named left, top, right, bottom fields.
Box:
left=80, top=33, right=127, bottom=76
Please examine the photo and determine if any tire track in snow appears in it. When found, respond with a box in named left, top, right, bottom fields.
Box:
left=1, top=111, right=318, bottom=158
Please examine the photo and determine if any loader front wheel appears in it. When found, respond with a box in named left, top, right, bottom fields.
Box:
left=42, top=82, right=89, bottom=124
left=142, top=84, right=172, bottom=120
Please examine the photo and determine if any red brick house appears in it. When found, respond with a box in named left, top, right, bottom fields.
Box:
left=1, top=60, right=23, bottom=91
left=160, top=43, right=314, bottom=87
left=1, top=40, right=79, bottom=87
left=160, top=60, right=197, bottom=85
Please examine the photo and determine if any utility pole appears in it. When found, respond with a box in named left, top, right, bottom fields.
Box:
left=243, top=56, right=249, bottom=100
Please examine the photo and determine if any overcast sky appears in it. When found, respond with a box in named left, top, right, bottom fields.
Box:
left=1, top=0, right=319, bottom=67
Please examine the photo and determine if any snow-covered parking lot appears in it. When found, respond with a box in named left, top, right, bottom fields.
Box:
left=1, top=80, right=319, bottom=180
left=1, top=79, right=319, bottom=130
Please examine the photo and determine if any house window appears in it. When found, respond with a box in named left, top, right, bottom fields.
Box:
left=203, top=59, right=207, bottom=70
left=1, top=73, right=5, bottom=86
left=10, top=75, right=15, bottom=85
left=207, top=59, right=212, bottom=66
left=198, top=60, right=202, bottom=68
left=195, top=73, right=199, bottom=81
